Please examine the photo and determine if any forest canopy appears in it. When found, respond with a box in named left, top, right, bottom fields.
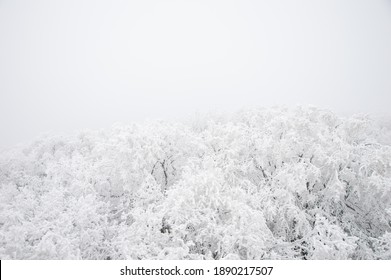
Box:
left=0, top=107, right=390, bottom=259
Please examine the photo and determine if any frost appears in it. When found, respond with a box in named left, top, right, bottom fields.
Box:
left=0, top=107, right=390, bottom=259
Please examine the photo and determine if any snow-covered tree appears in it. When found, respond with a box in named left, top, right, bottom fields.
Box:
left=0, top=107, right=390, bottom=259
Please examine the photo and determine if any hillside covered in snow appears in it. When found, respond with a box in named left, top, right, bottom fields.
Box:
left=0, top=107, right=390, bottom=259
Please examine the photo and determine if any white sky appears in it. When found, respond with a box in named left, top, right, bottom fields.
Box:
left=1, top=0, right=391, bottom=149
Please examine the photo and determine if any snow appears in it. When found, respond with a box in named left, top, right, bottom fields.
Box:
left=0, top=107, right=390, bottom=259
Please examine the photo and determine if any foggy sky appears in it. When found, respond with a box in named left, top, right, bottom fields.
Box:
left=1, top=0, right=391, bottom=149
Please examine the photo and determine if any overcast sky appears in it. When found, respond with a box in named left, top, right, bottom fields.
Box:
left=1, top=0, right=391, bottom=149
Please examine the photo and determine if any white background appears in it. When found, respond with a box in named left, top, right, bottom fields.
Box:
left=2, top=260, right=391, bottom=280
left=1, top=0, right=391, bottom=149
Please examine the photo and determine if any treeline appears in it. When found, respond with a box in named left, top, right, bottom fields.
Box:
left=0, top=107, right=390, bottom=259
